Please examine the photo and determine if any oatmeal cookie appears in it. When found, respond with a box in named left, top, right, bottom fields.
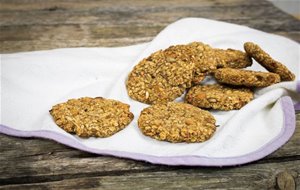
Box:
left=213, top=48, right=252, bottom=69
left=164, top=42, right=217, bottom=84
left=49, top=97, right=134, bottom=138
left=244, top=42, right=295, bottom=81
left=214, top=68, right=281, bottom=87
left=138, top=102, right=216, bottom=143
left=185, top=84, right=254, bottom=110
left=126, top=49, right=195, bottom=104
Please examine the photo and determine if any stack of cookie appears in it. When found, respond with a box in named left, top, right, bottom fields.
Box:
left=127, top=41, right=295, bottom=143
left=126, top=42, right=253, bottom=105
left=50, top=41, right=295, bottom=143
left=186, top=42, right=295, bottom=111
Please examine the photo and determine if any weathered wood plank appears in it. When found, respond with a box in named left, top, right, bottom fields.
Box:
left=1, top=31, right=299, bottom=54
left=0, top=160, right=299, bottom=189
left=0, top=0, right=269, bottom=12
left=0, top=3, right=296, bottom=27
left=0, top=37, right=152, bottom=53
left=1, top=24, right=299, bottom=53
left=0, top=25, right=164, bottom=41
left=273, top=31, right=300, bottom=42
left=1, top=18, right=299, bottom=42
left=1, top=0, right=299, bottom=53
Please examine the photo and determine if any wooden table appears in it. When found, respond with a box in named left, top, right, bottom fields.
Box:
left=1, top=0, right=299, bottom=189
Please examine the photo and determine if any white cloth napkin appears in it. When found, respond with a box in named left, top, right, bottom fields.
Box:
left=1, top=18, right=300, bottom=166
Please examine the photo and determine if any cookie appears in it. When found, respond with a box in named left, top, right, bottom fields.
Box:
left=126, top=49, right=195, bottom=104
left=167, top=42, right=218, bottom=84
left=214, top=68, right=281, bottom=87
left=214, top=48, right=252, bottom=69
left=185, top=84, right=254, bottom=110
left=138, top=102, right=216, bottom=143
left=244, top=42, right=295, bottom=81
left=49, top=97, right=134, bottom=138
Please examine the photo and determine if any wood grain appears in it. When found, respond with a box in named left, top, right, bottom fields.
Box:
left=0, top=0, right=299, bottom=53
left=0, top=0, right=299, bottom=189
left=0, top=155, right=299, bottom=189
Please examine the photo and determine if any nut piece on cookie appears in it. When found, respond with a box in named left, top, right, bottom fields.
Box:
left=214, top=68, right=281, bottom=87
left=185, top=84, right=254, bottom=110
left=244, top=42, right=295, bottom=81
left=49, top=97, right=134, bottom=138
left=138, top=102, right=216, bottom=143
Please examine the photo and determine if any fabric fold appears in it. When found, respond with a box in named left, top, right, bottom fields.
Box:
left=1, top=18, right=299, bottom=166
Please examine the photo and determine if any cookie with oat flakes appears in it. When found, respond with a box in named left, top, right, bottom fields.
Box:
left=164, top=42, right=216, bottom=84
left=49, top=97, right=133, bottom=138
left=244, top=42, right=295, bottom=81
left=213, top=48, right=252, bottom=69
left=214, top=68, right=281, bottom=87
left=126, top=49, right=195, bottom=105
left=185, top=84, right=254, bottom=111
left=138, top=102, right=216, bottom=143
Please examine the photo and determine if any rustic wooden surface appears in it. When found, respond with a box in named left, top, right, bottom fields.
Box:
left=0, top=0, right=299, bottom=189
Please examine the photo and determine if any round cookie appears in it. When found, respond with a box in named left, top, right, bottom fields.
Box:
left=214, top=68, right=281, bottom=87
left=126, top=49, right=195, bottom=105
left=138, top=102, right=216, bottom=143
left=213, top=48, right=252, bottom=69
left=164, top=42, right=218, bottom=84
left=49, top=97, right=134, bottom=138
left=185, top=84, right=254, bottom=110
left=244, top=42, right=295, bottom=81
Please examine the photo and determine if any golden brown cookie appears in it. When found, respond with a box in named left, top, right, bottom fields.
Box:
left=214, top=68, right=281, bottom=87
left=126, top=49, right=195, bottom=105
left=138, top=102, right=216, bottom=143
left=185, top=84, right=254, bottom=110
left=244, top=42, right=295, bottom=81
left=164, top=42, right=217, bottom=84
left=213, top=48, right=252, bottom=69
left=49, top=97, right=134, bottom=138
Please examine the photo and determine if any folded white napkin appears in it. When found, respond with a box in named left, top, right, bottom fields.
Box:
left=1, top=18, right=299, bottom=166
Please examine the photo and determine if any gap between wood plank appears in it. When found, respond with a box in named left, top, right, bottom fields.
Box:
left=0, top=155, right=299, bottom=186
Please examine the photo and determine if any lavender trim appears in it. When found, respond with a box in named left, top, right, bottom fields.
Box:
left=296, top=80, right=300, bottom=93
left=0, top=96, right=295, bottom=166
